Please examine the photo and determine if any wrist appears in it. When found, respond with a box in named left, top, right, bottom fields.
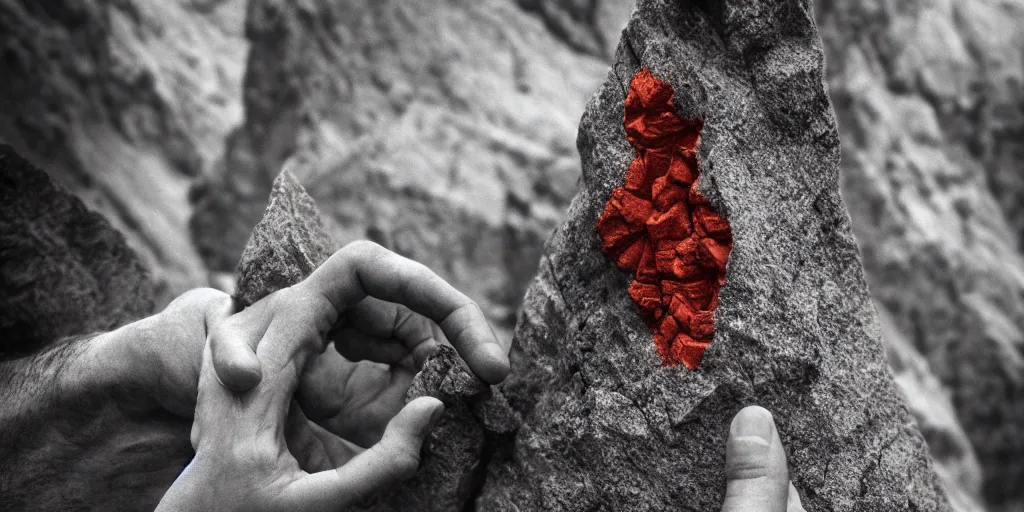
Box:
left=64, top=325, right=152, bottom=405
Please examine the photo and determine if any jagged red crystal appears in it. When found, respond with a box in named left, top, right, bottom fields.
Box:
left=597, top=68, right=733, bottom=369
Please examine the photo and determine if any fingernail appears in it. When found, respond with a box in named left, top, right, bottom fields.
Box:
left=427, top=402, right=445, bottom=431
left=482, top=341, right=507, bottom=362
left=732, top=406, right=774, bottom=443
left=480, top=343, right=511, bottom=382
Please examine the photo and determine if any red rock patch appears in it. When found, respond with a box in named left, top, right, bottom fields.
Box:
left=597, top=68, right=732, bottom=369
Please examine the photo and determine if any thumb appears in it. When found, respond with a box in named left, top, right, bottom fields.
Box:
left=208, top=302, right=266, bottom=392
left=721, top=406, right=791, bottom=512
left=279, top=397, right=445, bottom=512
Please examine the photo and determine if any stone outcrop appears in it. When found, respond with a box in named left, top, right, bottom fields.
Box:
left=478, top=0, right=950, bottom=509
left=3, top=0, right=1020, bottom=509
left=0, top=0, right=248, bottom=306
left=0, top=144, right=154, bottom=358
left=356, top=344, right=518, bottom=512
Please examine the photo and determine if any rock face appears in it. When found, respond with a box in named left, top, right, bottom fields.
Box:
left=235, top=168, right=517, bottom=511
left=816, top=0, right=1024, bottom=507
left=0, top=145, right=154, bottom=358
left=479, top=0, right=950, bottom=509
left=0, top=0, right=248, bottom=306
left=190, top=0, right=616, bottom=341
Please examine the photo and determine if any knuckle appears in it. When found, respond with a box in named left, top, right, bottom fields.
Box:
left=344, top=239, right=386, bottom=258
left=268, top=285, right=300, bottom=308
left=725, top=460, right=772, bottom=481
left=725, top=442, right=772, bottom=481
left=167, top=287, right=230, bottom=313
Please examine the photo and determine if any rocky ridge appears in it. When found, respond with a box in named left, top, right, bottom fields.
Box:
left=478, top=0, right=949, bottom=509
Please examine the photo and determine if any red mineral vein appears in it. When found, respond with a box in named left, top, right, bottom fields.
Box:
left=597, top=68, right=733, bottom=369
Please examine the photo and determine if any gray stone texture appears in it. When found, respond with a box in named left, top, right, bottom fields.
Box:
left=234, top=167, right=334, bottom=308
left=356, top=344, right=518, bottom=512
left=0, top=0, right=248, bottom=307
left=1, top=0, right=1022, bottom=509
left=0, top=144, right=154, bottom=358
left=816, top=1, right=1024, bottom=507
left=478, top=0, right=950, bottom=510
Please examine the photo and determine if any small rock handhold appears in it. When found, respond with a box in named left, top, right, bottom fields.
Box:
left=234, top=167, right=334, bottom=307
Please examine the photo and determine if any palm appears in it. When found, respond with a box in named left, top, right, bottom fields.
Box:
left=298, top=297, right=445, bottom=448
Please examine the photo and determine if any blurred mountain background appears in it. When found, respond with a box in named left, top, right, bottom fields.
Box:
left=1, top=0, right=1021, bottom=510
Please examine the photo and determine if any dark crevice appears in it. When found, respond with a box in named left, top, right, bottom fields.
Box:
left=463, top=424, right=499, bottom=512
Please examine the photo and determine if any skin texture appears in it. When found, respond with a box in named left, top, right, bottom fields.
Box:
left=158, top=241, right=511, bottom=510
left=722, top=406, right=806, bottom=512
left=0, top=241, right=508, bottom=510
left=0, top=240, right=800, bottom=510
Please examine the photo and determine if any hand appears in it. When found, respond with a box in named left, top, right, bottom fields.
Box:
left=102, top=287, right=235, bottom=418
left=296, top=297, right=454, bottom=447
left=157, top=241, right=509, bottom=510
left=721, top=406, right=805, bottom=512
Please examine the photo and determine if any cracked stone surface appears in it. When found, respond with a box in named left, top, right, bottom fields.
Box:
left=355, top=345, right=518, bottom=512
left=0, top=144, right=154, bottom=358
left=477, top=0, right=950, bottom=510
left=2, top=0, right=1015, bottom=508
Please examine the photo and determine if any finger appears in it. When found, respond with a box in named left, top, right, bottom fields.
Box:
left=721, top=406, right=790, bottom=512
left=278, top=397, right=445, bottom=511
left=787, top=482, right=806, bottom=512
left=208, top=301, right=267, bottom=391
left=299, top=350, right=412, bottom=448
left=298, top=241, right=509, bottom=383
left=338, top=297, right=441, bottom=369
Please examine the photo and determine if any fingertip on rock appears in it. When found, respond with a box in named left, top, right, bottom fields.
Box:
left=730, top=405, right=775, bottom=443
left=477, top=342, right=511, bottom=384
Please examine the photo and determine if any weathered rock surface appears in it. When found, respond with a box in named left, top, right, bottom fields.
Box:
left=235, top=167, right=517, bottom=511
left=189, top=0, right=616, bottom=341
left=0, top=0, right=248, bottom=306
left=235, top=167, right=334, bottom=308
left=479, top=0, right=949, bottom=510
left=816, top=0, right=1024, bottom=506
left=3, top=0, right=1019, bottom=508
left=357, top=345, right=518, bottom=512
left=0, top=144, right=154, bottom=358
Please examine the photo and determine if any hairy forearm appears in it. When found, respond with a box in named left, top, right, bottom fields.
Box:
left=0, top=329, right=191, bottom=510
